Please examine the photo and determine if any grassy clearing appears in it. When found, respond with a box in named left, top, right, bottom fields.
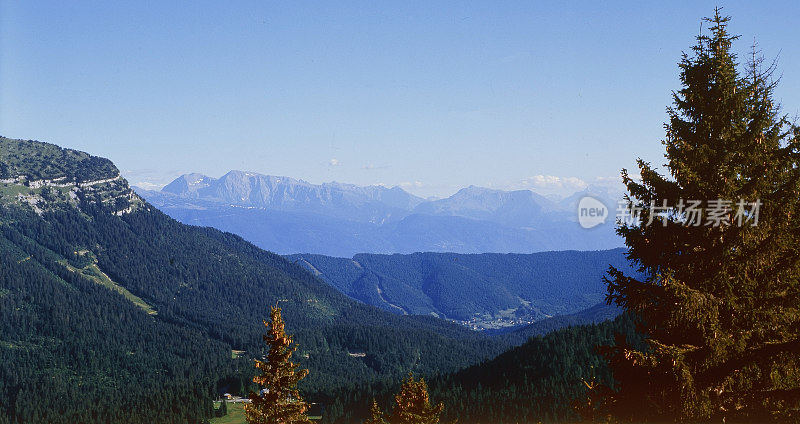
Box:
left=0, top=182, right=72, bottom=202
left=211, top=402, right=246, bottom=424
left=59, top=256, right=157, bottom=315
left=209, top=401, right=321, bottom=423
left=0, top=183, right=31, bottom=203
left=232, top=349, right=246, bottom=359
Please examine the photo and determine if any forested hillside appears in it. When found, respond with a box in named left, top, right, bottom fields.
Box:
left=498, top=302, right=622, bottom=344
left=429, top=314, right=644, bottom=423
left=0, top=221, right=231, bottom=424
left=0, top=137, right=507, bottom=423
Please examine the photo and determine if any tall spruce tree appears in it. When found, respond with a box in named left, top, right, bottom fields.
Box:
left=244, top=305, right=311, bottom=424
left=598, top=9, right=800, bottom=422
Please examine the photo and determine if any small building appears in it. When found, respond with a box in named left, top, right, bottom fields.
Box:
left=308, top=403, right=324, bottom=421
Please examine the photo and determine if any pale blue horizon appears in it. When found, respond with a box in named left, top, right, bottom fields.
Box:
left=1, top=1, right=798, bottom=198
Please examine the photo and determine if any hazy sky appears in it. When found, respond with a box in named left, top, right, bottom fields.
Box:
left=1, top=1, right=798, bottom=198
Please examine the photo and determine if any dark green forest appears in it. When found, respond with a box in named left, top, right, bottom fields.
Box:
left=431, top=314, right=643, bottom=424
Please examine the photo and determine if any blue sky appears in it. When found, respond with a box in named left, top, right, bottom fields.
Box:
left=1, top=1, right=798, bottom=198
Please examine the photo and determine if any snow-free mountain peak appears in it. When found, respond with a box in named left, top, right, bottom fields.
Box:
left=161, top=172, right=215, bottom=196
left=155, top=171, right=424, bottom=223
left=412, top=185, right=560, bottom=227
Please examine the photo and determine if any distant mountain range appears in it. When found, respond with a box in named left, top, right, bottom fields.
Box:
left=160, top=171, right=423, bottom=223
left=136, top=171, right=623, bottom=256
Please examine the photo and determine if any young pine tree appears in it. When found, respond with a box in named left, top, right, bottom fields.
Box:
left=363, top=400, right=387, bottom=424
left=388, top=374, right=444, bottom=424
left=598, top=10, right=800, bottom=422
left=244, top=305, right=311, bottom=424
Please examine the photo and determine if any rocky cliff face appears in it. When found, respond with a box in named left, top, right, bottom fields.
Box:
left=0, top=136, right=145, bottom=216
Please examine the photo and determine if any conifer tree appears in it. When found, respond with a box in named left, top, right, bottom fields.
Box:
left=245, top=305, right=311, bottom=424
left=363, top=400, right=387, bottom=424
left=597, top=9, right=800, bottom=422
left=216, top=399, right=228, bottom=418
left=388, top=374, right=444, bottom=424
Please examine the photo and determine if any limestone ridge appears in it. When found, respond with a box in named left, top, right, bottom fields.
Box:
left=0, top=136, right=145, bottom=216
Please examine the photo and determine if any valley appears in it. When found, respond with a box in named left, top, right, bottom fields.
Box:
left=289, top=250, right=637, bottom=330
